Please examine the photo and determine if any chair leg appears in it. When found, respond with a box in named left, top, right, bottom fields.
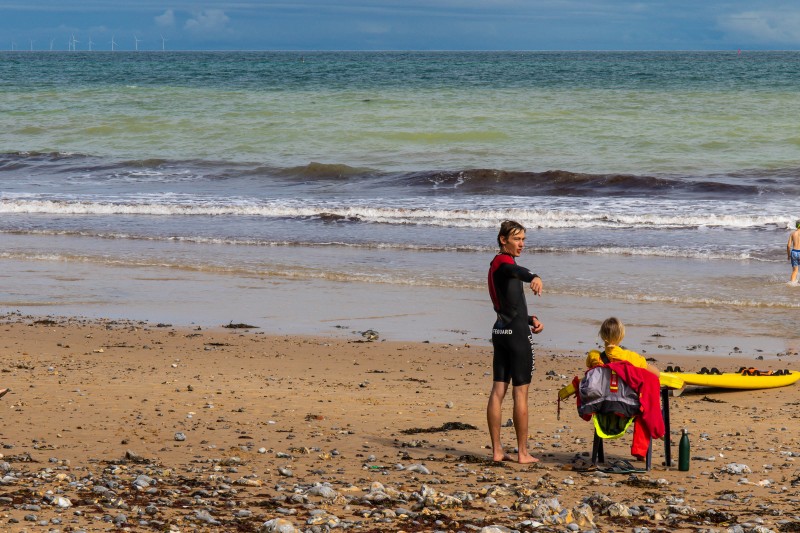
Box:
left=646, top=438, right=652, bottom=471
left=591, top=431, right=604, bottom=464
left=661, top=386, right=672, bottom=467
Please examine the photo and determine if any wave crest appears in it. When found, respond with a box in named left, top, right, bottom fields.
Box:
left=0, top=197, right=790, bottom=231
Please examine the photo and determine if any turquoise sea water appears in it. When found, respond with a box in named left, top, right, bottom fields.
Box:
left=3, top=51, right=800, bottom=173
left=1, top=51, right=799, bottom=352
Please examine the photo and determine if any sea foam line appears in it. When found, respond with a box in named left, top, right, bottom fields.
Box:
left=0, top=198, right=790, bottom=230
left=0, top=229, right=776, bottom=262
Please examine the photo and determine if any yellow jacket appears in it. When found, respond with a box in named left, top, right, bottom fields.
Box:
left=586, top=345, right=648, bottom=369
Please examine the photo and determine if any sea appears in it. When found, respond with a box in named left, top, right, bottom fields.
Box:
left=1, top=51, right=799, bottom=355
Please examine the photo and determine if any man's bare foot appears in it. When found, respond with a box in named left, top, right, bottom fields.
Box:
left=518, top=452, right=540, bottom=464
left=491, top=452, right=514, bottom=462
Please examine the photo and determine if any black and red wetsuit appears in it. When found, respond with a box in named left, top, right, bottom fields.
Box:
left=488, top=253, right=538, bottom=385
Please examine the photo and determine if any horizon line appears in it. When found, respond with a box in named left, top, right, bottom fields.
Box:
left=2, top=48, right=798, bottom=53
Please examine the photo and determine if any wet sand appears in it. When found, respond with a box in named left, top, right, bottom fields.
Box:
left=2, top=256, right=798, bottom=358
left=0, top=314, right=798, bottom=531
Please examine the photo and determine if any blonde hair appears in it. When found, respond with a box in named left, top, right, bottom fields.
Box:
left=599, top=317, right=625, bottom=345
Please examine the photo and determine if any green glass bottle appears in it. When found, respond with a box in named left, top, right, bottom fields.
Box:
left=678, top=428, right=690, bottom=471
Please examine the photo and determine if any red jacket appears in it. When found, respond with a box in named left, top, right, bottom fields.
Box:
left=606, top=361, right=665, bottom=458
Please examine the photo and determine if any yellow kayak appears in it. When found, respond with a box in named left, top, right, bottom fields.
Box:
left=659, top=373, right=684, bottom=389
left=661, top=370, right=800, bottom=390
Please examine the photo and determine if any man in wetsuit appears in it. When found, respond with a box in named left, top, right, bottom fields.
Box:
left=487, top=220, right=543, bottom=463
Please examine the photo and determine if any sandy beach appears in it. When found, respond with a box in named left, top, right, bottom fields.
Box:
left=0, top=314, right=797, bottom=532
left=4, top=49, right=800, bottom=533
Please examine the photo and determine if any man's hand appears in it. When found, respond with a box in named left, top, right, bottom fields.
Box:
left=531, top=317, right=544, bottom=334
left=530, top=276, right=542, bottom=296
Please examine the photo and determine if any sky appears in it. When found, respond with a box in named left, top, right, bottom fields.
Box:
left=1, top=1, right=800, bottom=51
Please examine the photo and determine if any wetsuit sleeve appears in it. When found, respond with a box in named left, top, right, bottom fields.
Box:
left=494, top=262, right=537, bottom=283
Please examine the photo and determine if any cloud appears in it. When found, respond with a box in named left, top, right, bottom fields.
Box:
left=718, top=10, right=800, bottom=44
left=155, top=9, right=175, bottom=28
left=184, top=9, right=230, bottom=33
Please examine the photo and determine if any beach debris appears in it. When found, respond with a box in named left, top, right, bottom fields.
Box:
left=401, top=421, right=478, bottom=434
left=224, top=322, right=258, bottom=329
left=174, top=432, right=186, bottom=442
left=700, top=396, right=726, bottom=403
left=360, top=329, right=379, bottom=341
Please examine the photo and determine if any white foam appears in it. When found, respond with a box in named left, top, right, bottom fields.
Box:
left=0, top=195, right=790, bottom=231
left=0, top=228, right=770, bottom=261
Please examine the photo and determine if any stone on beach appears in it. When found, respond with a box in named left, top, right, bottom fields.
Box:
left=259, top=518, right=299, bottom=532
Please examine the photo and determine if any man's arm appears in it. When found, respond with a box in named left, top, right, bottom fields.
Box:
left=495, top=261, right=542, bottom=297
left=496, top=262, right=537, bottom=284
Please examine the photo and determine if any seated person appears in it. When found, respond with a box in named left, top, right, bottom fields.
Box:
left=586, top=317, right=660, bottom=377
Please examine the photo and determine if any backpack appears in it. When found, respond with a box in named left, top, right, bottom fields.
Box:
left=577, top=352, right=641, bottom=438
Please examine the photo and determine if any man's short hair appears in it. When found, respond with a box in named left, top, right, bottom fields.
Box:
left=497, top=220, right=526, bottom=248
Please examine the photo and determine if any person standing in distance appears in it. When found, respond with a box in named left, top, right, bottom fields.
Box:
left=788, top=220, right=800, bottom=284
left=487, top=220, right=543, bottom=463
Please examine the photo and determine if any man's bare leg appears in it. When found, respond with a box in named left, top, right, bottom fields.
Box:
left=512, top=384, right=539, bottom=464
left=487, top=381, right=512, bottom=461
left=792, top=266, right=798, bottom=283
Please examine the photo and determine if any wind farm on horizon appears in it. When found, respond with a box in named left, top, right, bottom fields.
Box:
left=8, top=33, right=171, bottom=52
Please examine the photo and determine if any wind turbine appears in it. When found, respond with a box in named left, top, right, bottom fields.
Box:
left=134, top=36, right=141, bottom=51
left=88, top=37, right=94, bottom=51
left=49, top=38, right=55, bottom=51
left=29, top=39, right=34, bottom=51
left=110, top=35, right=117, bottom=51
left=70, top=34, right=79, bottom=51
left=11, top=42, right=16, bottom=51
left=160, top=34, right=167, bottom=51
